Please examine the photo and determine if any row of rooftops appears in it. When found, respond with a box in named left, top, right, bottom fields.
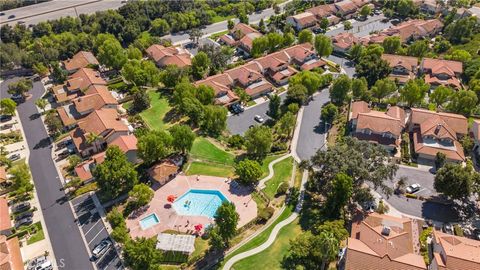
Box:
left=218, top=23, right=263, bottom=52
left=345, top=212, right=480, bottom=270
left=0, top=195, right=24, bottom=270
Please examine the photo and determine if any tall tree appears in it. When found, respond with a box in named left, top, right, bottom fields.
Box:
left=93, top=146, right=138, bottom=200
left=447, top=90, right=478, bottom=116
left=200, top=105, right=227, bottom=136
left=268, top=94, right=281, bottom=119
left=314, top=34, right=333, bottom=58
left=298, top=29, right=313, bottom=44
left=35, top=98, right=48, bottom=112
left=434, top=163, right=480, bottom=202
left=371, top=78, right=397, bottom=102
left=123, top=237, right=162, bottom=270
left=214, top=202, right=239, bottom=247
left=321, top=103, right=338, bottom=124
left=286, top=84, right=308, bottom=105
left=191, top=51, right=211, bottom=80
left=131, top=88, right=151, bottom=112
left=289, top=71, right=322, bottom=96
left=137, top=130, right=173, bottom=165
left=355, top=54, right=392, bottom=87
left=407, top=40, right=429, bottom=58
left=329, top=74, right=351, bottom=105
left=352, top=77, right=369, bottom=100
left=382, top=36, right=401, bottom=54
left=0, top=98, right=16, bottom=116
left=128, top=183, right=154, bottom=208
left=98, top=37, right=127, bottom=70
left=430, top=86, right=453, bottom=108
left=169, top=125, right=196, bottom=154
left=324, top=173, right=353, bottom=219
left=235, top=159, right=262, bottom=185
left=7, top=78, right=32, bottom=98
left=150, top=18, right=170, bottom=36
left=399, top=78, right=429, bottom=107
left=10, top=163, right=33, bottom=195
left=195, top=85, right=215, bottom=105
left=244, top=126, right=273, bottom=159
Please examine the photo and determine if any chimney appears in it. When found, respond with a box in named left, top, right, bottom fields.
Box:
left=381, top=226, right=391, bottom=236
left=435, top=124, right=442, bottom=134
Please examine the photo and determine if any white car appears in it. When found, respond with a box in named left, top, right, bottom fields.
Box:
left=92, top=239, right=112, bottom=260
left=406, top=184, right=421, bottom=194
left=254, top=115, right=264, bottom=123
left=27, top=256, right=52, bottom=270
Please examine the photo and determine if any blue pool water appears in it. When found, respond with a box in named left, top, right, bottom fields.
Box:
left=140, top=213, right=160, bottom=230
left=173, top=189, right=229, bottom=218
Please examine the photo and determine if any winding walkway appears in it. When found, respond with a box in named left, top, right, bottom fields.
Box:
left=257, top=154, right=292, bottom=189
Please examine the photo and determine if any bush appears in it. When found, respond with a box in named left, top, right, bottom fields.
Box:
left=228, top=135, right=244, bottom=149
left=257, top=206, right=275, bottom=223
left=405, top=193, right=418, bottom=199
left=271, top=141, right=287, bottom=152
left=453, top=224, right=464, bottom=237
left=420, top=227, right=432, bottom=264
left=107, top=207, right=125, bottom=228
left=276, top=182, right=289, bottom=196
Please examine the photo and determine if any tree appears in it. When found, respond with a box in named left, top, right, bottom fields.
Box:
left=314, top=220, right=349, bottom=241
left=360, top=5, right=372, bottom=17
left=329, top=74, right=351, bottom=105
left=239, top=12, right=249, bottom=24
left=94, top=146, right=138, bottom=200
left=434, top=163, right=479, bottom=201
left=123, top=237, right=162, bottom=270
left=137, top=130, right=172, bottom=165
left=97, top=37, right=127, bottom=70
left=433, top=38, right=452, bottom=54
left=430, top=86, right=453, bottom=108
left=122, top=60, right=160, bottom=87
left=189, top=28, right=203, bottom=45
left=324, top=173, right=353, bottom=219
left=376, top=199, right=390, bottom=214
left=191, top=51, right=210, bottom=80
left=128, top=183, right=154, bottom=208
left=268, top=94, right=281, bottom=119
left=169, top=125, right=195, bottom=154
left=298, top=29, right=313, bottom=44
left=0, top=98, right=16, bottom=116
left=447, top=90, right=478, bottom=116
left=35, top=98, right=48, bottom=112
left=126, top=45, right=143, bottom=60
left=289, top=71, right=322, bottom=96
left=160, top=65, right=188, bottom=88
left=382, top=36, right=401, bottom=54
left=274, top=112, right=296, bottom=139
left=314, top=34, right=333, bottom=58
left=396, top=0, right=415, bottom=18
left=283, top=32, right=295, bottom=47
left=235, top=159, right=262, bottom=185
left=10, top=163, right=33, bottom=195
left=214, top=202, right=239, bottom=247
left=399, top=78, right=429, bottom=107
left=355, top=54, right=392, bottom=87
left=319, top=18, right=329, bottom=31
left=200, top=105, right=227, bottom=136
left=131, top=88, right=150, bottom=112
left=445, top=17, right=477, bottom=44
left=227, top=19, right=234, bottom=30
left=348, top=44, right=364, bottom=62
left=195, top=85, right=215, bottom=105
left=445, top=49, right=472, bottom=63
left=150, top=18, right=170, bottom=36
left=435, top=152, right=446, bottom=170
left=7, top=78, right=32, bottom=97
left=32, top=62, right=49, bottom=77
left=199, top=44, right=233, bottom=74
left=51, top=64, right=67, bottom=84
left=352, top=77, right=369, bottom=100
left=321, top=103, right=338, bottom=124
left=286, top=84, right=308, bottom=105
left=371, top=78, right=397, bottom=102
left=407, top=40, right=429, bottom=58
left=44, top=111, right=62, bottom=135
left=244, top=126, right=273, bottom=159
left=343, top=20, right=352, bottom=31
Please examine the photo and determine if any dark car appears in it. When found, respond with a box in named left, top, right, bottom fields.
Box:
left=8, top=14, right=15, bottom=19
left=0, top=12, right=5, bottom=16
left=15, top=217, right=33, bottom=228
left=15, top=211, right=33, bottom=221
left=8, top=154, right=21, bottom=161
left=57, top=150, right=70, bottom=159
left=442, top=223, right=454, bottom=235
left=12, top=201, right=31, bottom=213
left=0, top=115, right=12, bottom=122
left=230, top=103, right=245, bottom=114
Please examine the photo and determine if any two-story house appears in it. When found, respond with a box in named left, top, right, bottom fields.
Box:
left=226, top=62, right=273, bottom=98
left=335, top=0, right=358, bottom=19
left=349, top=101, right=407, bottom=152
left=286, top=12, right=317, bottom=31
left=430, top=229, right=480, bottom=270
left=410, top=108, right=467, bottom=163
left=62, top=51, right=99, bottom=74
left=0, top=234, right=24, bottom=270
left=421, top=58, right=463, bottom=90
left=218, top=23, right=263, bottom=57
left=146, top=44, right=192, bottom=68
left=381, top=54, right=419, bottom=84
left=52, top=68, right=107, bottom=105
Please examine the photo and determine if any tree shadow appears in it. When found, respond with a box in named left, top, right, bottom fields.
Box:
left=33, top=137, right=52, bottom=149
left=163, top=108, right=184, bottom=125
left=29, top=113, right=40, bottom=120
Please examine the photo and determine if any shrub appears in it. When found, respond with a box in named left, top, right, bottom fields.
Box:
left=228, top=135, right=244, bottom=149
left=405, top=193, right=418, bottom=199
left=276, top=182, right=289, bottom=196
left=271, top=141, right=287, bottom=152
left=107, top=207, right=125, bottom=228
left=419, top=227, right=433, bottom=264
left=257, top=206, right=275, bottom=223
left=453, top=224, right=464, bottom=237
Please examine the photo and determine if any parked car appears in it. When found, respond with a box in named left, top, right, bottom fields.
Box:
left=442, top=223, right=454, bottom=235
left=11, top=94, right=23, bottom=101
left=18, top=20, right=25, bottom=24
left=374, top=10, right=381, bottom=15
left=92, top=239, right=112, bottom=260
left=15, top=211, right=33, bottom=221
left=15, top=217, right=33, bottom=228
left=57, top=150, right=70, bottom=159
left=406, top=184, right=421, bottom=194
left=472, top=228, right=480, bottom=240
left=8, top=153, right=21, bottom=161
left=8, top=14, right=15, bottom=19
left=0, top=115, right=12, bottom=122
left=338, top=247, right=346, bottom=260
left=27, top=255, right=52, bottom=270
left=0, top=12, right=5, bottom=16
left=363, top=201, right=377, bottom=213
left=254, top=115, right=264, bottom=123
left=12, top=201, right=31, bottom=213
left=230, top=103, right=245, bottom=114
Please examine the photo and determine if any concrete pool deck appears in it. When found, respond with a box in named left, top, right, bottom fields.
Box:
left=126, top=174, right=257, bottom=239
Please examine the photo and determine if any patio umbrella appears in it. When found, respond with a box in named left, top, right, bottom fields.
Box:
left=167, top=195, right=176, bottom=203
left=194, top=224, right=203, bottom=232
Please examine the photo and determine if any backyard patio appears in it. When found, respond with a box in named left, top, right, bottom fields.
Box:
left=126, top=174, right=257, bottom=239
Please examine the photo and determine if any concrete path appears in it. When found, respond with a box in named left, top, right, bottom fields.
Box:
left=257, top=154, right=292, bottom=189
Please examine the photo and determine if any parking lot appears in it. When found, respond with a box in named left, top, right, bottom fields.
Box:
left=71, top=194, right=123, bottom=270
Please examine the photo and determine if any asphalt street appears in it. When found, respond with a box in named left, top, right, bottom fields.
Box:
left=325, top=14, right=392, bottom=38
left=0, top=78, right=94, bottom=270
left=72, top=194, right=122, bottom=270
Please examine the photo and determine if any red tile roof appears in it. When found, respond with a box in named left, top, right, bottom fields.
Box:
left=0, top=167, right=6, bottom=183
left=148, top=160, right=179, bottom=183
left=109, top=135, right=137, bottom=153
left=146, top=45, right=192, bottom=68
left=288, top=12, right=317, bottom=27
left=0, top=197, right=10, bottom=232
left=306, top=4, right=337, bottom=18
left=432, top=230, right=480, bottom=269
left=0, top=235, right=24, bottom=270
left=66, top=68, right=106, bottom=91
left=410, top=108, right=468, bottom=135
left=332, top=32, right=359, bottom=50
left=422, top=58, right=463, bottom=76
left=63, top=51, right=99, bottom=72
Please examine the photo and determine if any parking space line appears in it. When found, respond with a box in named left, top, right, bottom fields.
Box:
left=84, top=219, right=102, bottom=235
left=72, top=200, right=94, bottom=209
left=88, top=227, right=106, bottom=245
left=100, top=252, right=118, bottom=270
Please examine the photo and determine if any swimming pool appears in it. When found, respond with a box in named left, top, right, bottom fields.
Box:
left=173, top=189, right=229, bottom=218
left=140, top=213, right=160, bottom=230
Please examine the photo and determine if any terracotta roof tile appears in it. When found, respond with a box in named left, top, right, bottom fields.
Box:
left=63, top=51, right=99, bottom=72
left=231, top=23, right=258, bottom=38
left=77, top=108, right=129, bottom=136
left=149, top=161, right=179, bottom=183
left=422, top=58, right=463, bottom=75
left=432, top=230, right=480, bottom=268
left=306, top=4, right=337, bottom=18
left=146, top=45, right=192, bottom=68
left=382, top=54, right=418, bottom=72
left=350, top=101, right=371, bottom=119
left=66, top=68, right=106, bottom=91
left=0, top=236, right=23, bottom=270
left=0, top=197, right=10, bottom=232
left=413, top=130, right=465, bottom=161
left=109, top=135, right=137, bottom=153
left=411, top=108, right=468, bottom=135
left=288, top=12, right=317, bottom=27
left=0, top=167, right=6, bottom=183
left=332, top=32, right=359, bottom=50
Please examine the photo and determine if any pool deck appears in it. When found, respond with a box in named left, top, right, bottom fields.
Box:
left=126, top=174, right=257, bottom=239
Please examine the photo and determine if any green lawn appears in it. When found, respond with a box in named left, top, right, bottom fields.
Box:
left=451, top=33, right=480, bottom=59
left=210, top=30, right=229, bottom=40
left=260, top=155, right=282, bottom=178
left=190, top=137, right=235, bottom=165
left=219, top=206, right=294, bottom=268
left=140, top=91, right=172, bottom=131
left=263, top=157, right=293, bottom=199
left=211, top=15, right=235, bottom=23
left=185, top=162, right=235, bottom=177
left=26, top=222, right=45, bottom=245
left=232, top=219, right=301, bottom=270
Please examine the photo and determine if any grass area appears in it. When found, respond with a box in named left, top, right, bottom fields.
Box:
left=73, top=182, right=98, bottom=198
left=211, top=15, right=235, bottom=24
left=11, top=157, right=26, bottom=167
left=246, top=100, right=256, bottom=107
left=218, top=206, right=294, bottom=268
left=210, top=30, right=229, bottom=40
left=294, top=165, right=302, bottom=189
left=185, top=161, right=235, bottom=177
left=260, top=155, right=282, bottom=178
left=140, top=91, right=173, bottom=131
left=232, top=219, right=301, bottom=270
left=190, top=137, right=235, bottom=165
left=26, top=222, right=45, bottom=245
left=263, top=157, right=293, bottom=199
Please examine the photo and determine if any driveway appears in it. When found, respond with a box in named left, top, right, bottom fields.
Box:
left=295, top=89, right=330, bottom=160
left=325, top=14, right=392, bottom=38
left=0, top=78, right=94, bottom=270
left=72, top=194, right=123, bottom=270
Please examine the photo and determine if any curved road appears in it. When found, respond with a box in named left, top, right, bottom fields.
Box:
left=0, top=79, right=93, bottom=270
